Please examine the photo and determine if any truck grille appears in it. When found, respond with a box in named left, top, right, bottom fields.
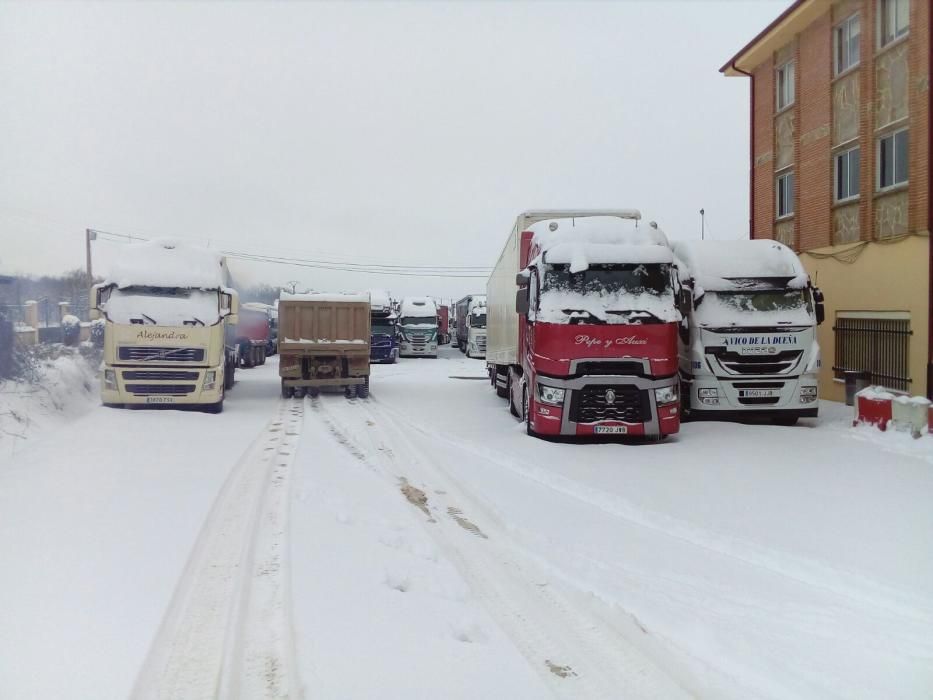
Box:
left=122, top=370, right=199, bottom=381
left=573, top=360, right=646, bottom=377
left=125, top=384, right=196, bottom=395
left=712, top=350, right=802, bottom=375
left=570, top=384, right=646, bottom=424
left=476, top=336, right=486, bottom=351
left=118, top=346, right=205, bottom=362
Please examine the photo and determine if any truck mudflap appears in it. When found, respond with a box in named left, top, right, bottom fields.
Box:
left=528, top=374, right=680, bottom=438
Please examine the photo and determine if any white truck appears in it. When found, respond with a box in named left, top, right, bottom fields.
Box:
left=673, top=239, right=825, bottom=425
left=90, top=239, right=239, bottom=413
left=455, top=294, right=487, bottom=358
left=398, top=296, right=438, bottom=358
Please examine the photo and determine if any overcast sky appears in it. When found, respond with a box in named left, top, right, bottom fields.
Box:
left=0, top=0, right=789, bottom=299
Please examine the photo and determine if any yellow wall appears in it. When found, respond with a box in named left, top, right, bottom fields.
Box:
left=800, top=234, right=929, bottom=401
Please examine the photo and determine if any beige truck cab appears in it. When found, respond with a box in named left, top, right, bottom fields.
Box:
left=90, top=240, right=239, bottom=413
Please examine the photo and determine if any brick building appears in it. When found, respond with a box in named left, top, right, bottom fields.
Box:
left=722, top=0, right=931, bottom=400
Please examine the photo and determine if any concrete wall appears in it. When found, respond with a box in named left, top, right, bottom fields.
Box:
left=801, top=234, right=929, bottom=402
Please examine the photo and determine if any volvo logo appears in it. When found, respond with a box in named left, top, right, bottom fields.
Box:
left=605, top=389, right=616, bottom=405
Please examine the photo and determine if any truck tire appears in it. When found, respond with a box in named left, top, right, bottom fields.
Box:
left=508, top=372, right=520, bottom=417
left=294, top=387, right=306, bottom=399
left=281, top=381, right=293, bottom=399
left=225, top=363, right=236, bottom=390
left=357, top=377, right=370, bottom=399
left=523, top=386, right=535, bottom=437
left=345, top=384, right=358, bottom=399
left=307, top=387, right=320, bottom=398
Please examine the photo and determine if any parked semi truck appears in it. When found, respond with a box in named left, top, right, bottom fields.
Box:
left=369, top=289, right=399, bottom=364
left=90, top=239, right=239, bottom=413
left=237, top=302, right=271, bottom=367
left=487, top=210, right=686, bottom=439
left=278, top=292, right=371, bottom=398
left=672, top=239, right=824, bottom=425
left=398, top=297, right=438, bottom=358
left=455, top=294, right=487, bottom=358
left=436, top=304, right=451, bottom=345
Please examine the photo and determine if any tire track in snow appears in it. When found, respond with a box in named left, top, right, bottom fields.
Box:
left=314, top=395, right=692, bottom=700
left=131, top=399, right=303, bottom=700
left=367, top=396, right=933, bottom=628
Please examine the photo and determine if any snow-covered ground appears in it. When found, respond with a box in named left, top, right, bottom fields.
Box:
left=1, top=347, right=931, bottom=699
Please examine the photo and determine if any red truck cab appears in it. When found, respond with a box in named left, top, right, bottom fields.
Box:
left=487, top=211, right=684, bottom=439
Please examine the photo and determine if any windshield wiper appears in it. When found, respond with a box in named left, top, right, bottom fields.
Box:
left=561, top=309, right=606, bottom=325
left=605, top=309, right=665, bottom=324
left=184, top=317, right=206, bottom=327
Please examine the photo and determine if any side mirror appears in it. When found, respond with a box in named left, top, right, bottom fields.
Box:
left=516, top=270, right=530, bottom=286
left=693, top=289, right=705, bottom=309
left=223, top=290, right=240, bottom=325
left=89, top=283, right=109, bottom=320
left=678, top=288, right=692, bottom=316
left=515, top=287, right=530, bottom=316
left=813, top=287, right=825, bottom=325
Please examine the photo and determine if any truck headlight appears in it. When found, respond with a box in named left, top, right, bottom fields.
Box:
left=800, top=385, right=817, bottom=403
left=654, top=385, right=679, bottom=405
left=104, top=369, right=117, bottom=390
left=537, top=384, right=565, bottom=406
left=203, top=370, right=217, bottom=391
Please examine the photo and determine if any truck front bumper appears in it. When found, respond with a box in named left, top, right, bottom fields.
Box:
left=399, top=341, right=437, bottom=357
left=687, top=375, right=819, bottom=417
left=101, top=363, right=225, bottom=406
left=528, top=374, right=680, bottom=438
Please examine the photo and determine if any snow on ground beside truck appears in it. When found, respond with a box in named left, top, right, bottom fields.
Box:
left=1, top=348, right=931, bottom=699
left=0, top=345, right=98, bottom=455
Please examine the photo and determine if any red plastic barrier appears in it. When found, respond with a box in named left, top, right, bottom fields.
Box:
left=854, top=392, right=892, bottom=431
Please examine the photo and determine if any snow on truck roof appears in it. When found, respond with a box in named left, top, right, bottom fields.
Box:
left=530, top=216, right=674, bottom=271
left=280, top=292, right=370, bottom=303
left=400, top=296, right=437, bottom=315
left=672, top=240, right=809, bottom=290
left=105, top=239, right=228, bottom=290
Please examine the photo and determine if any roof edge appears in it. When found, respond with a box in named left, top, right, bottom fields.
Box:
left=719, top=0, right=807, bottom=76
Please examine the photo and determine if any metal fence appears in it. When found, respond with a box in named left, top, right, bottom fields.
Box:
left=833, top=316, right=912, bottom=392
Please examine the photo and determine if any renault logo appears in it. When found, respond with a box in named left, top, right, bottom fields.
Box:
left=605, top=389, right=616, bottom=405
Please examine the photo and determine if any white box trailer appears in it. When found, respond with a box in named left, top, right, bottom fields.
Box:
left=673, top=239, right=825, bottom=425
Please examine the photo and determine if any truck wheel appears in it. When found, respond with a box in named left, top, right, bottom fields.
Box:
left=345, top=384, right=358, bottom=399
left=225, top=363, right=236, bottom=390
left=281, top=382, right=293, bottom=399
left=523, top=386, right=535, bottom=436
left=294, top=387, right=306, bottom=399
left=357, top=377, right=370, bottom=399
left=307, top=387, right=320, bottom=398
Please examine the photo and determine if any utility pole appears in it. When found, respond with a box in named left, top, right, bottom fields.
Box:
left=85, top=228, right=96, bottom=286
left=699, top=209, right=705, bottom=241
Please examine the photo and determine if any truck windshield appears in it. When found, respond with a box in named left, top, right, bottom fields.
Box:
left=710, top=289, right=813, bottom=314
left=538, top=263, right=675, bottom=324
left=104, top=286, right=221, bottom=326
left=400, top=316, right=436, bottom=326
left=372, top=320, right=396, bottom=335
left=471, top=313, right=487, bottom=328
left=544, top=263, right=672, bottom=296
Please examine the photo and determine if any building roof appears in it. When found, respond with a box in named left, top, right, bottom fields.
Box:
left=720, top=0, right=826, bottom=76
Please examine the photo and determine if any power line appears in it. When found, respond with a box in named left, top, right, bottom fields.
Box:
left=90, top=228, right=492, bottom=278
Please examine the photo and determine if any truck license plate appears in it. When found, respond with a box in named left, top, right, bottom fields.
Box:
left=739, top=389, right=775, bottom=398
left=146, top=396, right=175, bottom=404
left=594, top=425, right=628, bottom=434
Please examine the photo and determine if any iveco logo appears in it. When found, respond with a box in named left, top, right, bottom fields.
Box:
left=605, top=389, right=617, bottom=405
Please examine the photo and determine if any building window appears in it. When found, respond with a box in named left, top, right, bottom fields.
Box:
left=879, top=0, right=909, bottom=48
left=878, top=129, right=908, bottom=190
left=835, top=146, right=860, bottom=201
left=835, top=15, right=860, bottom=74
left=776, top=171, right=794, bottom=218
left=776, top=61, right=795, bottom=110
left=833, top=312, right=912, bottom=392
